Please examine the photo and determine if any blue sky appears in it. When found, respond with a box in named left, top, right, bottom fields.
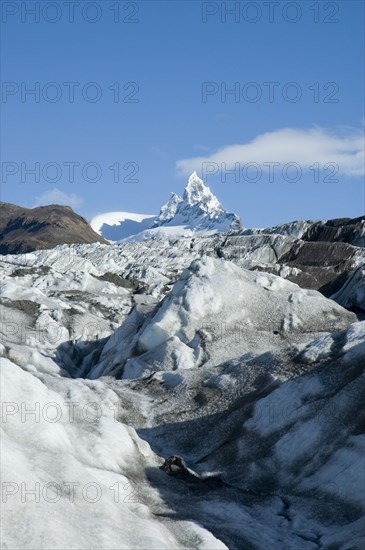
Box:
left=1, top=0, right=364, bottom=227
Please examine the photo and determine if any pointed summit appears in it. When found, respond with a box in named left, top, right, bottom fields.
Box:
left=153, top=172, right=242, bottom=233
left=183, top=172, right=223, bottom=212
left=91, top=172, right=242, bottom=242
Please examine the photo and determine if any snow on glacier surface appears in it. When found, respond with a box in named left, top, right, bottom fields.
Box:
left=1, top=358, right=228, bottom=550
left=133, top=257, right=355, bottom=376
left=1, top=232, right=364, bottom=549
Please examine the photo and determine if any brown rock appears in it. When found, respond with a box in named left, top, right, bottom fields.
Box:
left=0, top=202, right=108, bottom=254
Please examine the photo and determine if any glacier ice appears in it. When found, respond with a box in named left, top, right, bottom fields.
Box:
left=1, top=218, right=364, bottom=549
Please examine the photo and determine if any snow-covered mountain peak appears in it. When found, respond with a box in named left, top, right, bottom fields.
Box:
left=183, top=171, right=223, bottom=212
left=159, top=171, right=242, bottom=234
left=155, top=192, right=183, bottom=224
left=91, top=172, right=242, bottom=241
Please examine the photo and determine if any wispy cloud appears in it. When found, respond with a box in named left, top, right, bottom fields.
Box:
left=34, top=188, right=83, bottom=209
left=193, top=144, right=211, bottom=152
left=150, top=146, right=167, bottom=156
left=177, top=126, right=365, bottom=177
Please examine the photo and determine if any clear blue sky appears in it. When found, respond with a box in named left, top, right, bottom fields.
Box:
left=1, top=0, right=364, bottom=227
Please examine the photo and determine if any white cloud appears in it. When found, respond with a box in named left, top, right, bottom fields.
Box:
left=176, top=126, right=365, bottom=177
left=34, top=188, right=83, bottom=209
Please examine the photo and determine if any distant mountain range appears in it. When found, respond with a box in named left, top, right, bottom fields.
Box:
left=90, top=172, right=242, bottom=241
left=1, top=175, right=364, bottom=256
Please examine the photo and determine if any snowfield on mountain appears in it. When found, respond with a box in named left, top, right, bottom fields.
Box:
left=1, top=179, right=364, bottom=549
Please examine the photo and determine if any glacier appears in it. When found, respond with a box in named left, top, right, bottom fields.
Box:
left=1, top=191, right=365, bottom=549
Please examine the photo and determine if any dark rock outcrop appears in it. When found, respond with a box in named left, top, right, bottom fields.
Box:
left=302, top=216, right=365, bottom=247
left=234, top=217, right=365, bottom=302
left=0, top=202, right=108, bottom=254
left=277, top=240, right=359, bottom=293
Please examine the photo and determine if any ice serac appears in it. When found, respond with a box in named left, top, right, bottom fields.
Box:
left=331, top=265, right=365, bottom=312
left=86, top=257, right=357, bottom=380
